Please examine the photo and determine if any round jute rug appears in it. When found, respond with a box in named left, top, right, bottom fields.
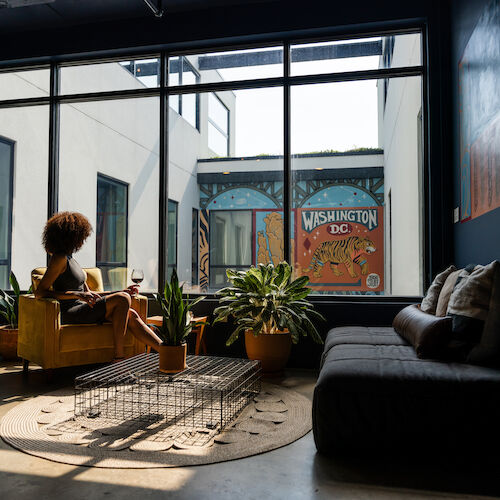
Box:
left=0, top=383, right=311, bottom=468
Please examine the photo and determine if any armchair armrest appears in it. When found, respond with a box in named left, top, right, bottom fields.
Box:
left=18, top=294, right=60, bottom=368
left=131, top=294, right=148, bottom=322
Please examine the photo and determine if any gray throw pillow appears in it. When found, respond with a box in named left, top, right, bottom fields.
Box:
left=467, top=261, right=500, bottom=367
left=445, top=261, right=497, bottom=361
left=435, top=269, right=462, bottom=317
left=421, top=265, right=457, bottom=315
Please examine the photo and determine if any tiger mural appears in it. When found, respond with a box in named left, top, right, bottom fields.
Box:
left=303, top=236, right=376, bottom=279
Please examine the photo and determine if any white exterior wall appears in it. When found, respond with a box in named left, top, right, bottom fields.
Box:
left=2, top=63, right=230, bottom=291
left=381, top=34, right=423, bottom=295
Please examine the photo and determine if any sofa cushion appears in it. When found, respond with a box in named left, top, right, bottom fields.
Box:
left=446, top=261, right=497, bottom=361
left=313, top=326, right=500, bottom=454
left=435, top=268, right=461, bottom=316
left=421, top=265, right=456, bottom=314
left=393, top=304, right=452, bottom=359
left=467, top=261, right=500, bottom=367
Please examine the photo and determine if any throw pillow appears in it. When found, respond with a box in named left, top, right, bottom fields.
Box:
left=435, top=264, right=478, bottom=317
left=466, top=261, right=500, bottom=367
left=421, top=265, right=457, bottom=315
left=445, top=261, right=497, bottom=361
left=393, top=304, right=452, bottom=359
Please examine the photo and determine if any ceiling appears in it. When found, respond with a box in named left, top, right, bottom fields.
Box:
left=0, top=0, right=273, bottom=34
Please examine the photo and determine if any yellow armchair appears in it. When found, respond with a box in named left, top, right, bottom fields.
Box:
left=18, top=267, right=147, bottom=372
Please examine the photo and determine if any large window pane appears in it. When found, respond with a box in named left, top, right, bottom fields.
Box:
left=96, top=175, right=128, bottom=291
left=0, top=106, right=49, bottom=290
left=291, top=76, right=422, bottom=296
left=59, top=97, right=159, bottom=292
left=171, top=87, right=283, bottom=291
left=60, top=57, right=160, bottom=95
left=0, top=138, right=13, bottom=289
left=291, top=33, right=421, bottom=76
left=0, top=68, right=50, bottom=100
left=169, top=47, right=283, bottom=86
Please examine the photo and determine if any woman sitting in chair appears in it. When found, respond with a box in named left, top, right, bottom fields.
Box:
left=35, top=211, right=161, bottom=362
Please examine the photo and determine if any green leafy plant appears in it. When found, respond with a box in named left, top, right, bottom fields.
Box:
left=0, top=272, right=22, bottom=328
left=214, top=262, right=325, bottom=346
left=153, top=269, right=205, bottom=346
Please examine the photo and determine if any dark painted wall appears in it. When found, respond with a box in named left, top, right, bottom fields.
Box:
left=451, top=0, right=500, bottom=266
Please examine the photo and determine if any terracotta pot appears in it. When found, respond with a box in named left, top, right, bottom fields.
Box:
left=244, top=330, right=292, bottom=374
left=158, top=343, right=187, bottom=373
left=0, top=326, right=19, bottom=360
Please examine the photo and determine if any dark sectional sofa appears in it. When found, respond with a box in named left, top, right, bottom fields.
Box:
left=313, top=325, right=500, bottom=455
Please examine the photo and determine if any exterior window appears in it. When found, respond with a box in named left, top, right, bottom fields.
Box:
left=208, top=93, right=229, bottom=156
left=169, top=57, right=200, bottom=130
left=209, top=210, right=252, bottom=288
left=0, top=137, right=14, bottom=289
left=192, top=208, right=199, bottom=286
left=96, top=174, right=128, bottom=291
left=167, top=200, right=178, bottom=280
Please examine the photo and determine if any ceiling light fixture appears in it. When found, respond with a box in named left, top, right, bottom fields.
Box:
left=142, top=0, right=164, bottom=18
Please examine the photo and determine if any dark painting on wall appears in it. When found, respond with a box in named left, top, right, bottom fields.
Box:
left=459, top=0, right=500, bottom=221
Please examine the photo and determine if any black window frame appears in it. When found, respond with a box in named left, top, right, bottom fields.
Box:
left=0, top=25, right=437, bottom=299
left=0, top=135, right=14, bottom=290
left=95, top=173, right=129, bottom=289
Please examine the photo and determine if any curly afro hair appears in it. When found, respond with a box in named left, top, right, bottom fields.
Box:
left=42, top=212, right=93, bottom=255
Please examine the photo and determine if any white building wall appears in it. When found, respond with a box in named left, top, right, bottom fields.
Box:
left=381, top=34, right=423, bottom=295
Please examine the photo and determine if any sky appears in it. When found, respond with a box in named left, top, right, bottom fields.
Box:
left=217, top=49, right=381, bottom=157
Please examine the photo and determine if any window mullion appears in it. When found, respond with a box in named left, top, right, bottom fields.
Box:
left=283, top=41, right=291, bottom=265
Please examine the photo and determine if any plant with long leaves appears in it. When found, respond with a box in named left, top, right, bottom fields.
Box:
left=0, top=272, right=23, bottom=328
left=214, top=262, right=325, bottom=346
left=153, top=269, right=205, bottom=346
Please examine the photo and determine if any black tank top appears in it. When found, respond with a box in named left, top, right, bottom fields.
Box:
left=53, top=255, right=86, bottom=293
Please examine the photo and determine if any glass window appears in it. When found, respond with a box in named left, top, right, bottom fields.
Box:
left=60, top=57, right=160, bottom=95
left=0, top=106, right=49, bottom=290
left=208, top=93, right=229, bottom=156
left=291, top=76, right=423, bottom=296
left=169, top=47, right=283, bottom=86
left=290, top=33, right=421, bottom=76
left=0, top=68, right=50, bottom=100
left=167, top=200, right=178, bottom=281
left=209, top=211, right=252, bottom=288
left=175, top=87, right=283, bottom=291
left=59, top=97, right=159, bottom=292
left=0, top=137, right=13, bottom=289
left=168, top=57, right=199, bottom=129
left=192, top=208, right=199, bottom=287
left=96, top=174, right=128, bottom=291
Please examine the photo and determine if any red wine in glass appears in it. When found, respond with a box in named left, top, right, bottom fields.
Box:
left=131, top=269, right=144, bottom=286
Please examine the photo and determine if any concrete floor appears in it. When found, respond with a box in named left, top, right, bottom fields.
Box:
left=1, top=361, right=499, bottom=500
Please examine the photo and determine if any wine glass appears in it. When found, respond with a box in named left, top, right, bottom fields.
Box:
left=131, top=269, right=144, bottom=287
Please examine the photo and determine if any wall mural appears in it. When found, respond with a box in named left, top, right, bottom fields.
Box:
left=459, top=0, right=500, bottom=221
left=198, top=178, right=383, bottom=293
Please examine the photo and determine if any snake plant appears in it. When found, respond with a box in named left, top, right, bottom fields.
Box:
left=0, top=272, right=22, bottom=329
left=214, top=262, right=324, bottom=346
left=153, top=269, right=205, bottom=346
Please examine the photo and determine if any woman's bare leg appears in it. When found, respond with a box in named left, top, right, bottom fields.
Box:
left=105, top=292, right=131, bottom=358
left=127, top=309, right=162, bottom=351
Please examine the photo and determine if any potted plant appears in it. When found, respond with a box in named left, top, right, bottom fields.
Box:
left=214, top=262, right=324, bottom=373
left=0, top=272, right=23, bottom=360
left=153, top=269, right=205, bottom=373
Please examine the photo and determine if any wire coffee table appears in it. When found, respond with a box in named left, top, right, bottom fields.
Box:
left=75, top=354, right=261, bottom=432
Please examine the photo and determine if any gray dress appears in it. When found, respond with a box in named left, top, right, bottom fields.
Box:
left=53, top=255, right=107, bottom=325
